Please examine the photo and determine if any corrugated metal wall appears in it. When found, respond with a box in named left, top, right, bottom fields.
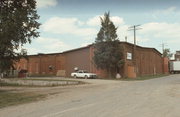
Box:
left=64, top=47, right=91, bottom=77
left=16, top=42, right=165, bottom=78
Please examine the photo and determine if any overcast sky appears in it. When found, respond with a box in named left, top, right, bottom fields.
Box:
left=24, top=0, right=180, bottom=55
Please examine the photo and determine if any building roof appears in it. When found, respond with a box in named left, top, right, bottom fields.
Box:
left=62, top=45, right=92, bottom=54
left=27, top=42, right=162, bottom=57
left=120, top=42, right=162, bottom=56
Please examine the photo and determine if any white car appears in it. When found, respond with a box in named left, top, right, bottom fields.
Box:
left=71, top=70, right=97, bottom=79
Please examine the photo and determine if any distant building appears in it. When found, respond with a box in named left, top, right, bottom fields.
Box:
left=175, top=51, right=180, bottom=61
left=16, top=42, right=167, bottom=78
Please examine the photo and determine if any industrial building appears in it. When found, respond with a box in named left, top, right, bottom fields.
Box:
left=16, top=42, right=168, bottom=78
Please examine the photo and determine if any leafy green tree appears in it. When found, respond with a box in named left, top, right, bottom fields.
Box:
left=163, top=48, right=173, bottom=58
left=93, top=12, right=123, bottom=78
left=0, top=0, right=40, bottom=76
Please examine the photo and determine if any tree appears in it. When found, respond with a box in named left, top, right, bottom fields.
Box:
left=93, top=12, right=123, bottom=78
left=163, top=48, right=173, bottom=58
left=0, top=0, right=40, bottom=76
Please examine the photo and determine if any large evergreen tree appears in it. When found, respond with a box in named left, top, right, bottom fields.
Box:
left=0, top=0, right=40, bottom=75
left=93, top=12, right=123, bottom=78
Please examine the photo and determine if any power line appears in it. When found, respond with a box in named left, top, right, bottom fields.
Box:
left=128, top=25, right=142, bottom=46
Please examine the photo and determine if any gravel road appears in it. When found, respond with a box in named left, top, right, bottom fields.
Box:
left=0, top=75, right=180, bottom=117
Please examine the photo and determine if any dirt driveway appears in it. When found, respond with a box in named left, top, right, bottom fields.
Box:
left=0, top=75, right=180, bottom=117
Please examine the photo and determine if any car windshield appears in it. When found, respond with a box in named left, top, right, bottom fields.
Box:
left=78, top=70, right=88, bottom=73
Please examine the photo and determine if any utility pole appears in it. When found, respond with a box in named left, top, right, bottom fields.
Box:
left=128, top=25, right=142, bottom=60
left=125, top=36, right=127, bottom=42
left=128, top=25, right=142, bottom=77
left=160, top=43, right=167, bottom=57
left=162, top=43, right=165, bottom=54
left=128, top=25, right=142, bottom=46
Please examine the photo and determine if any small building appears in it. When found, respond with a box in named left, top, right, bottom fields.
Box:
left=175, top=51, right=180, bottom=61
left=16, top=42, right=166, bottom=78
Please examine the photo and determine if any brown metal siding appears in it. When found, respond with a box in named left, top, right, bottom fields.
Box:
left=28, top=56, right=40, bottom=75
left=122, top=43, right=163, bottom=77
left=16, top=42, right=164, bottom=78
left=121, top=43, right=134, bottom=77
left=64, top=47, right=90, bottom=77
left=15, top=58, right=28, bottom=70
left=135, top=49, right=163, bottom=76
left=56, top=55, right=66, bottom=71
left=39, top=55, right=56, bottom=75
left=163, top=57, right=169, bottom=74
left=16, top=54, right=66, bottom=76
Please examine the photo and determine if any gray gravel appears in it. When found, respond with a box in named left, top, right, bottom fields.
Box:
left=0, top=75, right=180, bottom=117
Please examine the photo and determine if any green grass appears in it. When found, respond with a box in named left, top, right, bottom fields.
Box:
left=0, top=78, right=85, bottom=108
left=0, top=90, right=45, bottom=108
left=120, top=74, right=168, bottom=81
left=98, top=74, right=168, bottom=81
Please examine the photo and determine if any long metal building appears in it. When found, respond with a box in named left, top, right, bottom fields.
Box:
left=16, top=42, right=168, bottom=78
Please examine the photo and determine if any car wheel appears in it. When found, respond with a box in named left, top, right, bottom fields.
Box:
left=84, top=75, right=88, bottom=79
left=74, top=75, right=77, bottom=79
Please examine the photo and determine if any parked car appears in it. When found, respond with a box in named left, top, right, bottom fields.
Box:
left=71, top=70, right=97, bottom=79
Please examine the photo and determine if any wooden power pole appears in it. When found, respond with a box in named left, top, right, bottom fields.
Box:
left=128, top=25, right=142, bottom=76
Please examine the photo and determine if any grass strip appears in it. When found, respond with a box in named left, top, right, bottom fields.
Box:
left=0, top=90, right=45, bottom=108
left=120, top=74, right=168, bottom=81
left=0, top=80, right=84, bottom=87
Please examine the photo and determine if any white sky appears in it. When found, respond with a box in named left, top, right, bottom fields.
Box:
left=24, top=0, right=180, bottom=55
